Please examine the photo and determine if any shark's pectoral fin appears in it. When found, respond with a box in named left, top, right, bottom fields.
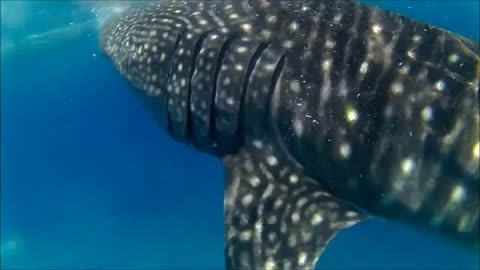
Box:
left=223, top=139, right=368, bottom=270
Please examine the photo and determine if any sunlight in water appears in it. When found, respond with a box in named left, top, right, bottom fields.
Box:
left=0, top=1, right=135, bottom=62
left=80, top=1, right=134, bottom=28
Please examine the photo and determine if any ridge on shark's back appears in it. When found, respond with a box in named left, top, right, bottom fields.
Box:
left=100, top=0, right=479, bottom=269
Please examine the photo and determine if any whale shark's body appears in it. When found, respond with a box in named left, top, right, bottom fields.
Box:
left=100, top=0, right=479, bottom=268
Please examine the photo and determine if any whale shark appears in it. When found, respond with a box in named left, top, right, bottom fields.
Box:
left=100, top=1, right=479, bottom=269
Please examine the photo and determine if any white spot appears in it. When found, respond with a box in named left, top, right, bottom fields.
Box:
left=311, top=214, right=324, bottom=225
left=450, top=185, right=466, bottom=202
left=333, top=13, right=342, bottom=22
left=325, top=39, right=335, bottom=49
left=261, top=29, right=273, bottom=39
left=274, top=198, right=284, bottom=210
left=448, top=54, right=460, bottom=64
left=421, top=106, right=433, bottom=121
left=265, top=63, right=276, bottom=71
left=223, top=77, right=231, bottom=85
left=360, top=62, right=369, bottom=74
left=297, top=197, right=308, bottom=208
left=473, top=142, right=479, bottom=159
left=267, top=155, right=278, bottom=166
left=401, top=158, right=415, bottom=175
left=241, top=23, right=252, bottom=32
left=149, top=30, right=157, bottom=36
left=301, top=231, right=312, bottom=241
left=220, top=27, right=229, bottom=34
left=240, top=230, right=252, bottom=241
left=178, top=64, right=183, bottom=72
left=434, top=80, right=445, bottom=91
left=198, top=19, right=207, bottom=25
left=267, top=215, right=277, bottom=224
left=152, top=45, right=158, bottom=52
left=339, top=143, right=351, bottom=158
left=289, top=174, right=299, bottom=184
left=346, top=211, right=357, bottom=218
left=236, top=46, right=247, bottom=53
left=372, top=24, right=382, bottom=34
left=412, top=35, right=422, bottom=43
left=291, top=212, right=300, bottom=223
left=226, top=97, right=234, bottom=105
left=180, top=79, right=186, bottom=87
left=290, top=80, right=301, bottom=93
left=294, top=119, right=304, bottom=136
left=178, top=48, right=185, bottom=55
left=288, top=21, right=299, bottom=32
left=298, top=252, right=307, bottom=266
left=253, top=140, right=263, bottom=149
left=267, top=15, right=277, bottom=23
left=407, top=50, right=416, bottom=59
left=249, top=176, right=260, bottom=187
left=265, top=258, right=276, bottom=270
left=280, top=221, right=287, bottom=234
left=262, top=184, right=274, bottom=199
left=399, top=65, right=410, bottom=75
left=288, top=235, right=297, bottom=247
left=242, top=194, right=253, bottom=207
left=346, top=107, right=359, bottom=123
left=268, top=232, right=276, bottom=241
left=160, top=53, right=166, bottom=61
left=235, top=64, right=243, bottom=71
left=283, top=40, right=294, bottom=48
left=322, top=59, right=332, bottom=71
left=391, top=82, right=404, bottom=95
left=229, top=13, right=239, bottom=19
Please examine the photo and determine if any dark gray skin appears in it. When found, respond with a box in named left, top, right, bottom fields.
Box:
left=100, top=1, right=479, bottom=269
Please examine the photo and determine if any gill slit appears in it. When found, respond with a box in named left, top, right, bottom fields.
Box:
left=236, top=42, right=271, bottom=147
left=165, top=30, right=185, bottom=133
left=187, top=30, right=213, bottom=142
left=266, top=54, right=287, bottom=129
left=209, top=34, right=237, bottom=142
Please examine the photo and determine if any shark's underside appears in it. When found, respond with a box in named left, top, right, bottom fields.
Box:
left=100, top=0, right=480, bottom=269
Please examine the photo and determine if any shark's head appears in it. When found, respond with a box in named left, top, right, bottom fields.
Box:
left=100, top=2, right=260, bottom=155
left=100, top=5, right=159, bottom=95
left=100, top=4, right=200, bottom=148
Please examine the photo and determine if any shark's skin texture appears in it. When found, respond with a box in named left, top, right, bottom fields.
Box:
left=100, top=0, right=480, bottom=269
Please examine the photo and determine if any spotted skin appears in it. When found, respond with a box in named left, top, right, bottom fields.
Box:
left=224, top=136, right=366, bottom=269
left=100, top=0, right=480, bottom=269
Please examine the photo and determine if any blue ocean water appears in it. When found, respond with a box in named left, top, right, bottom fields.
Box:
left=1, top=1, right=478, bottom=269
